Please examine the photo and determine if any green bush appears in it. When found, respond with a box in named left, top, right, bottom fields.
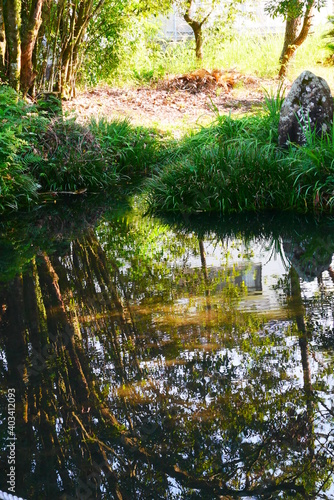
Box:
left=0, top=85, right=40, bottom=212
left=31, top=117, right=120, bottom=192
left=289, top=122, right=334, bottom=211
left=3, top=80, right=334, bottom=217
left=145, top=139, right=295, bottom=214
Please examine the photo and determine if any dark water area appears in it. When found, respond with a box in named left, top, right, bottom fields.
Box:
left=0, top=200, right=334, bottom=499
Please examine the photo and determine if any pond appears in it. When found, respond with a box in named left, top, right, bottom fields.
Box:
left=0, top=200, right=333, bottom=499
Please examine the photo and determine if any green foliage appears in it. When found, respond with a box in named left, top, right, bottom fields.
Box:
left=265, top=0, right=324, bottom=19
left=3, top=79, right=334, bottom=217
left=322, top=15, right=334, bottom=65
left=81, top=15, right=333, bottom=87
left=0, top=85, right=40, bottom=212
left=82, top=2, right=172, bottom=87
left=1, top=202, right=334, bottom=498
left=144, top=91, right=334, bottom=215
left=91, top=31, right=284, bottom=86
left=0, top=86, right=162, bottom=211
left=30, top=113, right=164, bottom=194
left=174, top=0, right=245, bottom=26
left=89, top=118, right=162, bottom=177
left=83, top=0, right=134, bottom=86
left=82, top=0, right=248, bottom=86
left=289, top=120, right=334, bottom=211
left=32, top=116, right=120, bottom=192
left=145, top=138, right=293, bottom=214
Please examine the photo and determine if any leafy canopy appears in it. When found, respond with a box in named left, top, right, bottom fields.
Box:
left=265, top=0, right=325, bottom=19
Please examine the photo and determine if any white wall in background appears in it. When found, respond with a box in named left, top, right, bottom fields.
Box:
left=159, top=1, right=333, bottom=40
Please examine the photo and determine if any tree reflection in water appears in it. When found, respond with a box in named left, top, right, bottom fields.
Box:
left=0, top=207, right=333, bottom=499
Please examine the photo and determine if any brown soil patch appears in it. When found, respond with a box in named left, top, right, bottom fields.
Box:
left=64, top=70, right=281, bottom=132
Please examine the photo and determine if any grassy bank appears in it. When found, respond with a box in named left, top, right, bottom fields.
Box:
left=0, top=86, right=161, bottom=212
left=144, top=91, right=334, bottom=215
left=2, top=83, right=334, bottom=216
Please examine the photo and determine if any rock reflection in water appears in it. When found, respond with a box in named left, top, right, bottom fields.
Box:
left=0, top=206, right=333, bottom=499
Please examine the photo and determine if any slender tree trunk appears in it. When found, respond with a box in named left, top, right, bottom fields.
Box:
left=280, top=17, right=300, bottom=62
left=20, top=0, right=45, bottom=95
left=3, top=0, right=21, bottom=91
left=0, top=1, right=6, bottom=78
left=183, top=0, right=212, bottom=61
left=37, top=253, right=91, bottom=403
left=57, top=0, right=104, bottom=96
left=184, top=16, right=203, bottom=60
left=199, top=239, right=212, bottom=328
left=193, top=24, right=203, bottom=60
left=60, top=0, right=77, bottom=96
left=199, top=239, right=208, bottom=282
left=184, top=11, right=203, bottom=61
left=289, top=266, right=315, bottom=462
left=49, top=0, right=64, bottom=91
left=31, top=1, right=49, bottom=93
left=279, top=0, right=315, bottom=78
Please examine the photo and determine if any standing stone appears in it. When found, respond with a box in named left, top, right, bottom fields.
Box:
left=278, top=71, right=333, bottom=147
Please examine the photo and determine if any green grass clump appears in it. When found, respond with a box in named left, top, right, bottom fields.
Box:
left=145, top=136, right=293, bottom=214
left=89, top=118, right=161, bottom=177
left=32, top=114, right=162, bottom=192
left=289, top=124, right=334, bottom=211
left=144, top=88, right=334, bottom=215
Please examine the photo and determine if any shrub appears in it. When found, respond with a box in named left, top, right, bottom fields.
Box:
left=89, top=118, right=161, bottom=178
left=145, top=139, right=294, bottom=214
left=31, top=117, right=120, bottom=192
left=289, top=122, right=334, bottom=211
left=0, top=86, right=40, bottom=212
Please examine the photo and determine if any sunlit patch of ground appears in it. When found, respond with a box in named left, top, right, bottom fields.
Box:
left=64, top=70, right=284, bottom=134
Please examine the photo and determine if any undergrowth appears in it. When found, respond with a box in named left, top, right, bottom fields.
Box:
left=144, top=86, right=334, bottom=215
left=0, top=86, right=41, bottom=211
left=2, top=81, right=334, bottom=217
left=0, top=85, right=161, bottom=212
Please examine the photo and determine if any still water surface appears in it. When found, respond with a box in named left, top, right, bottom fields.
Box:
left=0, top=202, right=333, bottom=499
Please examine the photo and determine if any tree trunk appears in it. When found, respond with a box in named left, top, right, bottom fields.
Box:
left=289, top=266, right=315, bottom=461
left=20, top=0, right=45, bottom=95
left=3, top=0, right=21, bottom=91
left=37, top=253, right=91, bottom=403
left=60, top=0, right=78, bottom=97
left=184, top=11, right=203, bottom=61
left=183, top=0, right=212, bottom=62
left=193, top=23, right=203, bottom=60
left=280, top=16, right=300, bottom=63
left=0, top=1, right=6, bottom=78
left=48, top=0, right=65, bottom=91
left=279, top=0, right=315, bottom=78
left=60, top=0, right=103, bottom=96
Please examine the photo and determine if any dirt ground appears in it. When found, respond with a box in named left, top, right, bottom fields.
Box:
left=63, top=69, right=282, bottom=133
